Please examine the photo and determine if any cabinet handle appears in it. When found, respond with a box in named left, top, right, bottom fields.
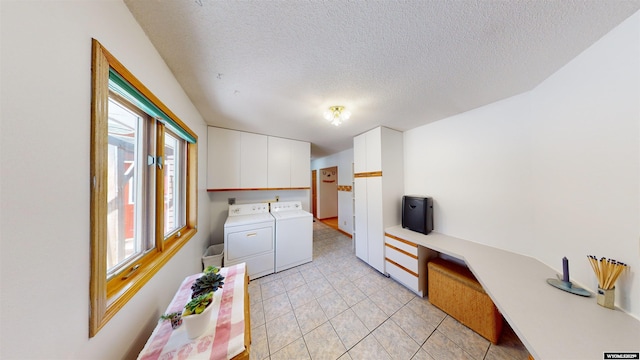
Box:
left=246, top=233, right=257, bottom=237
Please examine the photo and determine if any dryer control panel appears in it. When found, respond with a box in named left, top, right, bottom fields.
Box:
left=228, top=203, right=270, bottom=216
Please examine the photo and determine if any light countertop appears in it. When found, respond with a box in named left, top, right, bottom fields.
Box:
left=385, top=225, right=640, bottom=360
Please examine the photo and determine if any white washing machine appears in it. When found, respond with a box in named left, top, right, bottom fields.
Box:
left=270, top=201, right=313, bottom=272
left=224, top=203, right=275, bottom=280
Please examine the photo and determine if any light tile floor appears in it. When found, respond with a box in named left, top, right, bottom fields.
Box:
left=248, top=220, right=530, bottom=360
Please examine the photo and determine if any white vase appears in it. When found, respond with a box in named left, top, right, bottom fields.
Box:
left=182, top=297, right=216, bottom=339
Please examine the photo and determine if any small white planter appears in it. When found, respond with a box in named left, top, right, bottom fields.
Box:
left=182, top=297, right=216, bottom=339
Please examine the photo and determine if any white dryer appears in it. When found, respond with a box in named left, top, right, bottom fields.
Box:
left=270, top=201, right=313, bottom=272
left=224, top=203, right=275, bottom=280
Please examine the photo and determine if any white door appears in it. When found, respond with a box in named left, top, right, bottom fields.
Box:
left=366, top=176, right=385, bottom=273
left=354, top=177, right=368, bottom=262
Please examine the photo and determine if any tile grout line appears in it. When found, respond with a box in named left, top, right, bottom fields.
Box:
left=255, top=220, right=512, bottom=360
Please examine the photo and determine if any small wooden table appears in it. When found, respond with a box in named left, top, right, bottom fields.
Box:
left=138, top=263, right=251, bottom=360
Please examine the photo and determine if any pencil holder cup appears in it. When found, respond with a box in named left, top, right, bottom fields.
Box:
left=597, top=287, right=615, bottom=309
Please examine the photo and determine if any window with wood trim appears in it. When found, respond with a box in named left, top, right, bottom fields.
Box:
left=90, top=39, right=197, bottom=337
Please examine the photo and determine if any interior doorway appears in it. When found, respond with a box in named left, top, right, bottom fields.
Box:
left=317, top=166, right=338, bottom=221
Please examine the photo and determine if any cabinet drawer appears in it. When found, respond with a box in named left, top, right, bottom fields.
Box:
left=386, top=260, right=420, bottom=295
left=385, top=246, right=418, bottom=273
left=385, top=235, right=418, bottom=256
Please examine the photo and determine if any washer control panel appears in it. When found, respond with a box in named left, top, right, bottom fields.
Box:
left=270, top=201, right=302, bottom=212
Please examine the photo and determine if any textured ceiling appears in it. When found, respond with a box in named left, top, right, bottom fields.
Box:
left=124, top=0, right=640, bottom=158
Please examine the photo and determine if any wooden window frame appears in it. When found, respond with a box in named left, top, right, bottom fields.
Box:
left=90, top=39, right=198, bottom=337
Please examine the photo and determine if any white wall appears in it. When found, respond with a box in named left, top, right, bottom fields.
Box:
left=1, top=1, right=210, bottom=359
left=404, top=93, right=535, bottom=253
left=404, top=11, right=640, bottom=318
left=531, top=10, right=639, bottom=314
left=311, top=149, right=354, bottom=234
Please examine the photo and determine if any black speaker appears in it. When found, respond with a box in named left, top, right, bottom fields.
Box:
left=402, top=196, right=433, bottom=235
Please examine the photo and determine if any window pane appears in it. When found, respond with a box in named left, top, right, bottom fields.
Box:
left=107, top=98, right=144, bottom=275
left=164, top=131, right=186, bottom=237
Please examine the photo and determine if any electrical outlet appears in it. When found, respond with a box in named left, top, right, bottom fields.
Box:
left=228, top=198, right=235, bottom=205
left=275, top=195, right=279, bottom=202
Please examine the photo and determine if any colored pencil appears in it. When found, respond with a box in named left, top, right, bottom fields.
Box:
left=587, top=255, right=628, bottom=290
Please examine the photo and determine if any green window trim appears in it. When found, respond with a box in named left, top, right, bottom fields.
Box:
left=108, top=69, right=196, bottom=144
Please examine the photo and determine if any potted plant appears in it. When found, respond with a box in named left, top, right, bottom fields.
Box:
left=182, top=291, right=216, bottom=339
left=190, top=266, right=225, bottom=298
left=181, top=267, right=226, bottom=339
left=159, top=311, right=183, bottom=329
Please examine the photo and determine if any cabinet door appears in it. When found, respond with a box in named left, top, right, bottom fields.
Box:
left=365, top=127, right=382, bottom=172
left=366, top=176, right=385, bottom=272
left=267, top=136, right=291, bottom=188
left=240, top=132, right=268, bottom=188
left=207, top=127, right=240, bottom=189
left=290, top=139, right=310, bottom=187
left=353, top=132, right=367, bottom=174
left=354, top=177, right=368, bottom=262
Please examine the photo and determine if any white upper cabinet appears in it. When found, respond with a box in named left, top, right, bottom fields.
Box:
left=207, top=127, right=241, bottom=189
left=267, top=136, right=291, bottom=188
left=290, top=139, right=310, bottom=188
left=365, top=126, right=382, bottom=172
left=240, top=132, right=268, bottom=188
left=354, top=126, right=383, bottom=173
left=268, top=136, right=311, bottom=188
left=208, top=126, right=310, bottom=190
left=353, top=132, right=367, bottom=174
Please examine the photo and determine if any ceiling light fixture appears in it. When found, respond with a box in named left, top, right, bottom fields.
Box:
left=323, top=106, right=351, bottom=126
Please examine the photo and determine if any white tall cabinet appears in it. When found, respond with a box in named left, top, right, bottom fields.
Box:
left=353, top=127, right=404, bottom=273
